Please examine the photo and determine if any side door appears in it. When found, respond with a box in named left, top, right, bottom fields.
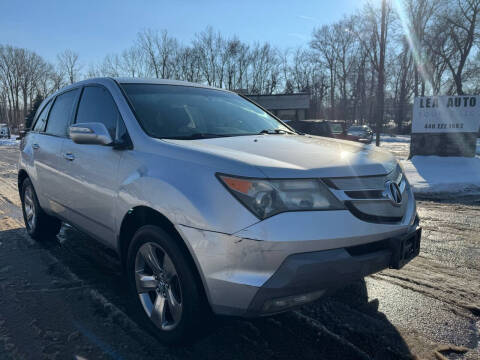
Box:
left=59, top=85, right=128, bottom=245
left=25, top=99, right=52, bottom=208
left=31, top=89, right=80, bottom=216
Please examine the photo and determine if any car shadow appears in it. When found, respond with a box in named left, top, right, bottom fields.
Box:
left=0, top=224, right=414, bottom=359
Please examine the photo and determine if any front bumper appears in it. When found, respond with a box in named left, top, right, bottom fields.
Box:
left=245, top=223, right=421, bottom=316
left=357, top=138, right=373, bottom=144
left=177, top=208, right=421, bottom=317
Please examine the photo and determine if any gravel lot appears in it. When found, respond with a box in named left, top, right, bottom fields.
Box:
left=0, top=143, right=479, bottom=360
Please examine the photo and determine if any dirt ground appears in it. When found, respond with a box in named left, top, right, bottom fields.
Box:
left=0, top=145, right=479, bottom=360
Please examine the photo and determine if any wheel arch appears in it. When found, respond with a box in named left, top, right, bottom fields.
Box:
left=117, top=206, right=210, bottom=307
left=18, top=169, right=29, bottom=197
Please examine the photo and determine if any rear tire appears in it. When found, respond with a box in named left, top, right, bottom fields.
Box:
left=126, top=225, right=209, bottom=344
left=21, top=177, right=61, bottom=240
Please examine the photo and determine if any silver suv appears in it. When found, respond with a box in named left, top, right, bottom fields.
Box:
left=18, top=78, right=421, bottom=343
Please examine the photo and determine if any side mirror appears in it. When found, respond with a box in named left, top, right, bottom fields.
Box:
left=17, top=130, right=27, bottom=140
left=69, top=123, right=113, bottom=145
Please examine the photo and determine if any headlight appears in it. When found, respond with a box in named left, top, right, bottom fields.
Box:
left=217, top=174, right=345, bottom=219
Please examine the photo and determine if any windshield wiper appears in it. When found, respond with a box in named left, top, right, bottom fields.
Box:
left=162, top=133, right=240, bottom=140
left=257, top=129, right=296, bottom=135
left=163, top=129, right=296, bottom=140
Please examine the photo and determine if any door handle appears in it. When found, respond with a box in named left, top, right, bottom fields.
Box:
left=63, top=153, right=75, bottom=161
left=32, top=143, right=40, bottom=150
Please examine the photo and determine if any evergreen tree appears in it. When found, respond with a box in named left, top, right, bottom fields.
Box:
left=25, top=95, right=43, bottom=130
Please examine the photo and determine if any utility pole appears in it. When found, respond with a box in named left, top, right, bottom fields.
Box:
left=376, top=0, right=387, bottom=147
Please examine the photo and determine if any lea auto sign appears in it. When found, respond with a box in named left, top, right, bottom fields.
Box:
left=412, top=96, right=480, bottom=133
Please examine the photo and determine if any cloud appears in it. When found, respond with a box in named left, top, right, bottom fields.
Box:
left=288, top=33, right=308, bottom=40
left=297, top=15, right=318, bottom=22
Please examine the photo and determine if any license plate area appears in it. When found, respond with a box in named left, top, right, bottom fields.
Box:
left=389, top=228, right=421, bottom=269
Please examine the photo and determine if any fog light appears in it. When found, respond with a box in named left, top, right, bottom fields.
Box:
left=262, top=290, right=326, bottom=313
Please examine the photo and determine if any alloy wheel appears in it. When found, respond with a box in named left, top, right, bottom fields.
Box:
left=134, top=242, right=183, bottom=331
left=23, top=185, right=36, bottom=229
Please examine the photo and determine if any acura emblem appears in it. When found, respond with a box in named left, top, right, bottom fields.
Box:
left=384, top=181, right=402, bottom=205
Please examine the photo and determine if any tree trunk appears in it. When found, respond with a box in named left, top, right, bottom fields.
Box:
left=454, top=73, right=463, bottom=95
left=375, top=0, right=387, bottom=147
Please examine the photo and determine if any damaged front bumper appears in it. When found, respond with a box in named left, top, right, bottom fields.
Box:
left=176, top=211, right=421, bottom=317
left=246, top=223, right=421, bottom=316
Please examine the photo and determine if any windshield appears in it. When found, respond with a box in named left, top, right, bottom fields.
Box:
left=121, top=84, right=290, bottom=139
left=329, top=123, right=343, bottom=134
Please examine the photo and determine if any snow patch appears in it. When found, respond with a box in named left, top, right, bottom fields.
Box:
left=401, top=156, right=480, bottom=196
left=0, top=136, right=19, bottom=147
left=380, top=135, right=411, bottom=143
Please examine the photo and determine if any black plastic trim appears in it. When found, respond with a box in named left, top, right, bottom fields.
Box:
left=345, top=190, right=384, bottom=199
left=344, top=201, right=402, bottom=224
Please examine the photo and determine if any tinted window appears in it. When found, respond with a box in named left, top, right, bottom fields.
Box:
left=329, top=123, right=344, bottom=134
left=33, top=101, right=52, bottom=132
left=75, top=86, right=120, bottom=138
left=349, top=126, right=369, bottom=132
left=288, top=121, right=309, bottom=133
left=46, top=89, right=79, bottom=137
left=121, top=84, right=289, bottom=139
left=311, top=123, right=331, bottom=136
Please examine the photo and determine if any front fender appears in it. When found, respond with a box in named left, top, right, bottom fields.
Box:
left=114, top=151, right=261, bottom=237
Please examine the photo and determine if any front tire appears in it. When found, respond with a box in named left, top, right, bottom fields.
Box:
left=126, top=225, right=208, bottom=344
left=21, top=177, right=61, bottom=240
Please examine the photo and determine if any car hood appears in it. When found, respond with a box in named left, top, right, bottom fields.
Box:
left=164, top=134, right=397, bottom=178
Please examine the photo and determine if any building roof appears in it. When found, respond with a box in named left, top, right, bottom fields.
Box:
left=246, top=93, right=310, bottom=110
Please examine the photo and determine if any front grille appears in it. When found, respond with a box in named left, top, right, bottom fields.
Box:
left=344, top=190, right=384, bottom=199
left=325, top=165, right=408, bottom=224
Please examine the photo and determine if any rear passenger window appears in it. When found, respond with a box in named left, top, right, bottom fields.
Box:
left=33, top=101, right=52, bottom=132
left=75, top=86, right=120, bottom=138
left=46, top=89, right=79, bottom=137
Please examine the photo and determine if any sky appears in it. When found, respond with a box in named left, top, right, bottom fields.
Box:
left=0, top=0, right=365, bottom=66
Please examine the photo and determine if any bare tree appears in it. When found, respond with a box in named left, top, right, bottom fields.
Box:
left=333, top=17, right=357, bottom=120
left=0, top=45, right=56, bottom=129
left=193, top=27, right=227, bottom=87
left=311, top=25, right=338, bottom=119
left=428, top=0, right=480, bottom=94
left=392, top=38, right=414, bottom=130
left=137, top=29, right=179, bottom=79
left=121, top=46, right=146, bottom=78
left=224, top=37, right=250, bottom=91
left=375, top=0, right=389, bottom=145
left=403, top=0, right=439, bottom=96
left=249, top=42, right=281, bottom=94
left=355, top=1, right=394, bottom=144
left=57, top=49, right=82, bottom=84
left=99, top=54, right=123, bottom=77
left=175, top=46, right=203, bottom=83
